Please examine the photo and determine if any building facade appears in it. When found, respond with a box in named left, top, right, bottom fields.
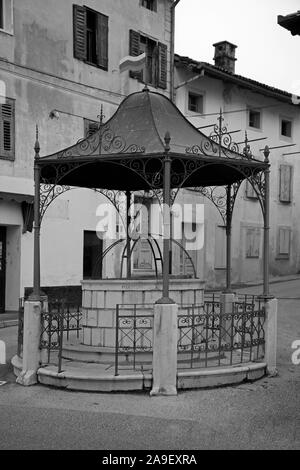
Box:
left=0, top=0, right=173, bottom=312
left=175, top=42, right=300, bottom=287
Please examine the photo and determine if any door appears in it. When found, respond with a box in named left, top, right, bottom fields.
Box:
left=83, top=231, right=103, bottom=279
left=0, top=227, right=6, bottom=313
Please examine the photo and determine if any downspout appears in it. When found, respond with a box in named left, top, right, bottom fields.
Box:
left=170, top=0, right=181, bottom=103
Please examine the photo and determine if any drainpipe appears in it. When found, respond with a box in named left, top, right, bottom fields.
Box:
left=170, top=0, right=181, bottom=103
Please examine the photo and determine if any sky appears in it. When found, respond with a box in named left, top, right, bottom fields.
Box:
left=175, top=0, right=300, bottom=94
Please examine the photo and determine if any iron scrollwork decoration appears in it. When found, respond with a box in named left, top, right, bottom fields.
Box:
left=56, top=122, right=146, bottom=160
left=40, top=183, right=72, bottom=221
left=188, top=181, right=242, bottom=226
left=185, top=109, right=244, bottom=159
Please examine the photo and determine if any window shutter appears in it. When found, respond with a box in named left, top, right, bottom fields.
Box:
left=73, top=4, right=87, bottom=61
left=158, top=42, right=167, bottom=89
left=129, top=30, right=143, bottom=81
left=0, top=99, right=15, bottom=160
left=84, top=119, right=99, bottom=138
left=96, top=13, right=108, bottom=70
left=246, top=227, right=260, bottom=258
left=245, top=180, right=258, bottom=199
left=278, top=228, right=291, bottom=257
left=279, top=165, right=292, bottom=203
left=215, top=225, right=226, bottom=268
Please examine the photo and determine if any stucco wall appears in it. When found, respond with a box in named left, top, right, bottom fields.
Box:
left=175, top=66, right=300, bottom=287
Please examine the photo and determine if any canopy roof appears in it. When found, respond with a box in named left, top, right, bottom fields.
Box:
left=38, top=87, right=267, bottom=191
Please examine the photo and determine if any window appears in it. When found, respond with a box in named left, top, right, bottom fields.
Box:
left=73, top=5, right=108, bottom=70
left=0, top=0, right=3, bottom=29
left=84, top=118, right=99, bottom=138
left=245, top=180, right=258, bottom=199
left=0, top=0, right=13, bottom=34
left=279, top=164, right=293, bottom=203
left=248, top=109, right=261, bottom=129
left=215, top=225, right=226, bottom=269
left=129, top=30, right=167, bottom=89
left=140, top=0, right=157, bottom=11
left=188, top=93, right=203, bottom=114
left=0, top=97, right=15, bottom=161
left=277, top=227, right=291, bottom=260
left=245, top=227, right=261, bottom=259
left=281, top=118, right=292, bottom=138
left=83, top=231, right=103, bottom=279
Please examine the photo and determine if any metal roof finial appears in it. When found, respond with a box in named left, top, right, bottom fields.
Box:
left=142, top=84, right=149, bottom=92
left=243, top=131, right=252, bottom=159
left=164, top=131, right=171, bottom=152
left=264, top=145, right=270, bottom=163
left=98, top=105, right=105, bottom=128
left=34, top=124, right=40, bottom=156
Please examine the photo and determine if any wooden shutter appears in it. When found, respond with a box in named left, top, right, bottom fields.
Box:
left=278, top=227, right=291, bottom=258
left=0, top=99, right=15, bottom=160
left=215, top=225, right=226, bottom=268
left=158, top=42, right=167, bottom=89
left=73, top=4, right=87, bottom=61
left=246, top=227, right=260, bottom=258
left=129, top=30, right=143, bottom=81
left=96, top=13, right=108, bottom=70
left=279, top=165, right=292, bottom=203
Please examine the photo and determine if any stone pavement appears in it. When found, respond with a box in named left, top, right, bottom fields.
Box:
left=0, top=278, right=299, bottom=449
left=0, top=312, right=18, bottom=329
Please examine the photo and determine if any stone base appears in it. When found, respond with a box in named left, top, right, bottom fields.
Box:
left=81, top=278, right=204, bottom=348
left=16, top=369, right=38, bottom=386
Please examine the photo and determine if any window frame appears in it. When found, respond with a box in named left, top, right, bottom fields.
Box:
left=188, top=92, right=204, bottom=114
left=140, top=0, right=157, bottom=12
left=276, top=226, right=291, bottom=260
left=247, top=107, right=262, bottom=131
left=73, top=4, right=108, bottom=71
left=0, top=0, right=13, bottom=35
left=280, top=116, right=293, bottom=140
left=0, top=96, right=15, bottom=161
left=129, top=29, right=167, bottom=89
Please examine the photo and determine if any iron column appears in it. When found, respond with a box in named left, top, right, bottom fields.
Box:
left=126, top=190, right=131, bottom=279
left=263, top=146, right=271, bottom=298
left=225, top=184, right=232, bottom=293
left=30, top=126, right=41, bottom=301
left=159, top=132, right=173, bottom=303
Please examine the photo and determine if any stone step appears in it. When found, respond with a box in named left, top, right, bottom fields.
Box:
left=61, top=341, right=224, bottom=365
left=12, top=355, right=266, bottom=392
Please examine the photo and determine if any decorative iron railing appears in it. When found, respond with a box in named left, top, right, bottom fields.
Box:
left=17, top=298, right=24, bottom=358
left=177, top=299, right=265, bottom=369
left=115, top=304, right=154, bottom=376
left=40, top=301, right=82, bottom=373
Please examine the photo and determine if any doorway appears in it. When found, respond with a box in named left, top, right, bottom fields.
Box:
left=0, top=227, right=6, bottom=313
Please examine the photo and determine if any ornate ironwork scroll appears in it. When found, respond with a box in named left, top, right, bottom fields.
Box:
left=185, top=110, right=250, bottom=160
left=55, top=123, right=146, bottom=160
left=188, top=180, right=243, bottom=226
left=40, top=183, right=72, bottom=221
left=115, top=304, right=154, bottom=375
left=177, top=298, right=265, bottom=369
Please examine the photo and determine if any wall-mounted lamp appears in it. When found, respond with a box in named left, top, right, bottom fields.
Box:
left=49, top=110, right=60, bottom=120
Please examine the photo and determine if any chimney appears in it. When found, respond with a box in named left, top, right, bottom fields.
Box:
left=213, top=41, right=237, bottom=73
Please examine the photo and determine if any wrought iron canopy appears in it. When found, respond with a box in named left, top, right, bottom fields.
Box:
left=37, top=87, right=268, bottom=191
